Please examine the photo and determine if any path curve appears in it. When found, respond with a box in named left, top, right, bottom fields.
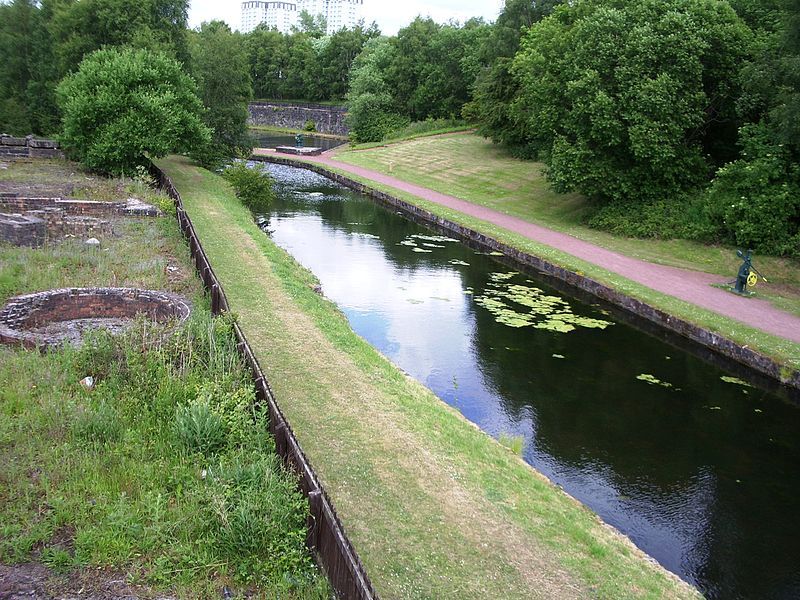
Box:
left=256, top=148, right=800, bottom=345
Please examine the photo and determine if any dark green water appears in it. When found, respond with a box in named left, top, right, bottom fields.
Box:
left=259, top=163, right=800, bottom=600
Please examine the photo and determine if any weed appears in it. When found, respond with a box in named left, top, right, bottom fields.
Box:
left=174, top=399, right=227, bottom=456
left=498, top=433, right=525, bottom=456
left=72, top=401, right=125, bottom=445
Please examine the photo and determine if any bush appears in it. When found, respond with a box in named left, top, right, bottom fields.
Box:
left=587, top=195, right=710, bottom=240
left=221, top=160, right=275, bottom=213
left=386, top=117, right=466, bottom=141
left=303, top=119, right=317, bottom=132
left=56, top=47, right=211, bottom=176
left=704, top=124, right=800, bottom=255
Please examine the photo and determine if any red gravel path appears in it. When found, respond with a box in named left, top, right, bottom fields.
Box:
left=257, top=149, right=800, bottom=345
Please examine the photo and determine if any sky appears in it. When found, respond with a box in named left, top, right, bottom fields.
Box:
left=188, top=1, right=505, bottom=35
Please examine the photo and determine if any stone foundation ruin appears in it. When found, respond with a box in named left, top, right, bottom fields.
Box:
left=0, top=193, right=159, bottom=247
left=0, top=288, right=192, bottom=348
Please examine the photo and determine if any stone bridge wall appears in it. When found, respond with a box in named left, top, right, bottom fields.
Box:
left=248, top=102, right=349, bottom=137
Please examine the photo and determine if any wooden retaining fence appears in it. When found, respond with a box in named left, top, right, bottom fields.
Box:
left=152, top=164, right=377, bottom=600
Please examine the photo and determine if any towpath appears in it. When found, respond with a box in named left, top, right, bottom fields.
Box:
left=252, top=147, right=800, bottom=345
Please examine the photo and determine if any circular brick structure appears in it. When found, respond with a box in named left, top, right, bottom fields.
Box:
left=0, top=288, right=192, bottom=348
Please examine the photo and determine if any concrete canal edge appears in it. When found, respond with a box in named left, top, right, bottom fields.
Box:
left=252, top=154, right=800, bottom=393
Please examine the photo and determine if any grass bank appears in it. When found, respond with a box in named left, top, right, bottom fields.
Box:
left=157, top=154, right=702, bottom=599
left=335, top=134, right=800, bottom=318
left=0, top=159, right=326, bottom=598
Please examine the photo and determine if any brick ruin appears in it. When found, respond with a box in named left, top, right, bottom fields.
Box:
left=0, top=288, right=192, bottom=348
left=0, top=193, right=160, bottom=248
left=0, top=135, right=63, bottom=159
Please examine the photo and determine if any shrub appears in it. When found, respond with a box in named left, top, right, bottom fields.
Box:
left=704, top=124, right=800, bottom=255
left=56, top=47, right=211, bottom=176
left=221, top=160, right=275, bottom=213
left=303, top=119, right=317, bottom=132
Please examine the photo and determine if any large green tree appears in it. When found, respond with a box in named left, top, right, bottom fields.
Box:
left=509, top=0, right=752, bottom=205
left=346, top=36, right=406, bottom=142
left=50, top=0, right=190, bottom=72
left=190, top=21, right=253, bottom=165
left=57, top=47, right=210, bottom=175
left=464, top=0, right=564, bottom=149
left=703, top=0, right=800, bottom=255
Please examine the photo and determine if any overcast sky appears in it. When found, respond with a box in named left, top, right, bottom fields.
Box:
left=188, top=1, right=505, bottom=35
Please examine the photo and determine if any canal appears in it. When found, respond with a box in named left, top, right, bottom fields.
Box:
left=258, top=162, right=800, bottom=600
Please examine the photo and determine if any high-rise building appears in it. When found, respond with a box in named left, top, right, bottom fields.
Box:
left=241, top=1, right=298, bottom=34
left=241, top=0, right=364, bottom=35
left=322, top=0, right=362, bottom=34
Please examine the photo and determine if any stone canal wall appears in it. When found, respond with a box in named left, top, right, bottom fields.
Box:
left=249, top=102, right=349, bottom=137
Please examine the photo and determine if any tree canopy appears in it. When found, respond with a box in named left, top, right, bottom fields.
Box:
left=509, top=0, right=752, bottom=205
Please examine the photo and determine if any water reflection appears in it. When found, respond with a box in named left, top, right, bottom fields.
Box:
left=260, top=163, right=800, bottom=600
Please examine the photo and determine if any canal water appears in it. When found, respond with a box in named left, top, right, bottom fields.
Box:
left=258, top=163, right=800, bottom=600
left=249, top=129, right=345, bottom=152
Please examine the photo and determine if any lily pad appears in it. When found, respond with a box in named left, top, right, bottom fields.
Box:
left=636, top=374, right=674, bottom=388
left=411, top=234, right=458, bottom=243
left=721, top=376, right=753, bottom=388
left=412, top=248, right=433, bottom=253
left=422, top=243, right=446, bottom=248
left=474, top=276, right=613, bottom=333
left=449, top=260, right=470, bottom=266
left=399, top=240, right=417, bottom=247
left=552, top=354, right=566, bottom=359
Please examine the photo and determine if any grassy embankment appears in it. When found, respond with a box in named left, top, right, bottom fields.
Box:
left=273, top=134, right=800, bottom=371
left=157, top=154, right=702, bottom=599
left=0, top=159, right=327, bottom=598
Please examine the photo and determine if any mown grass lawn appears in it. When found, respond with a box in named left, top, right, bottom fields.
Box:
left=157, top=154, right=703, bottom=600
left=335, top=134, right=800, bottom=318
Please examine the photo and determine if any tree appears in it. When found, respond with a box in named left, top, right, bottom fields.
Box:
left=509, top=0, right=752, bottom=205
left=0, top=0, right=36, bottom=134
left=703, top=0, right=800, bottom=255
left=57, top=47, right=210, bottom=175
left=190, top=21, right=253, bottom=165
left=464, top=0, right=563, bottom=149
left=295, top=9, right=327, bottom=38
left=50, top=0, right=190, bottom=74
left=346, top=37, right=407, bottom=142
left=246, top=26, right=289, bottom=99
left=318, top=24, right=380, bottom=100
